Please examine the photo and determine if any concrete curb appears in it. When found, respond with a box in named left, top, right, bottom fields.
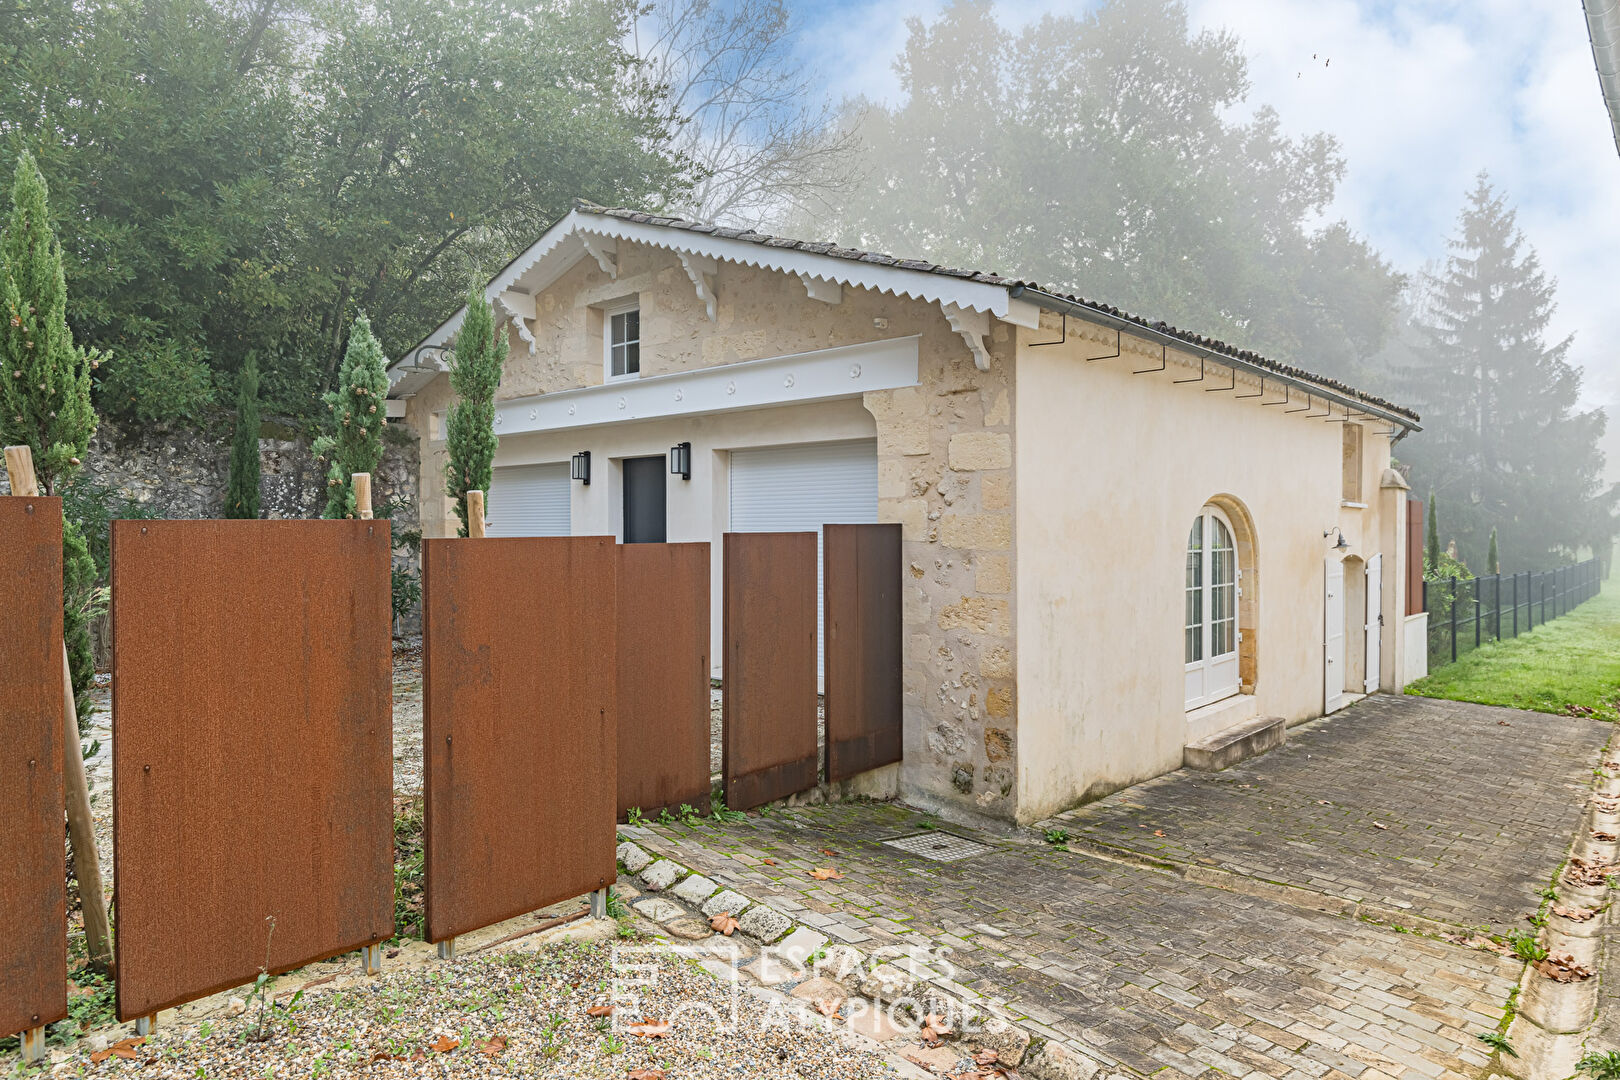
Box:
left=615, top=831, right=1114, bottom=1080
left=1501, top=739, right=1618, bottom=1080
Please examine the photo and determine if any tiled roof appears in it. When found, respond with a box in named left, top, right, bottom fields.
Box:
left=575, top=200, right=1419, bottom=423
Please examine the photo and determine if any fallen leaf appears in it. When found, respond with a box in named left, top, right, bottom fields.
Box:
left=1153, top=830, right=1165, bottom=837
left=820, top=849, right=840, bottom=857
left=369, top=1051, right=405, bottom=1062
left=1497, top=720, right=1511, bottom=726
left=973, top=1047, right=1000, bottom=1065
left=809, top=867, right=844, bottom=881
left=815, top=998, right=841, bottom=1016
left=710, top=911, right=740, bottom=936
left=476, top=1035, right=507, bottom=1056
left=1316, top=800, right=1332, bottom=806
left=921, top=1013, right=955, bottom=1046
left=1371, top=821, right=1388, bottom=830
left=761, top=858, right=777, bottom=866
left=628, top=1070, right=667, bottom=1080
left=626, top=1018, right=671, bottom=1038
left=1537, top=952, right=1595, bottom=982
left=89, top=1049, right=114, bottom=1064
left=904, top=1052, right=941, bottom=1073
left=587, top=1004, right=616, bottom=1017
left=429, top=1034, right=459, bottom=1053
left=1553, top=905, right=1598, bottom=922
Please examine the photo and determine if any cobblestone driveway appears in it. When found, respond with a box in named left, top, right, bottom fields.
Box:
left=1051, top=695, right=1609, bottom=933
left=633, top=696, right=1612, bottom=1080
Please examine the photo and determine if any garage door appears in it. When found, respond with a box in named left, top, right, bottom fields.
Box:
left=729, top=439, right=879, bottom=672
left=485, top=463, right=571, bottom=537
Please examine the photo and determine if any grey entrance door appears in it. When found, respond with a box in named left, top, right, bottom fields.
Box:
left=623, top=456, right=667, bottom=544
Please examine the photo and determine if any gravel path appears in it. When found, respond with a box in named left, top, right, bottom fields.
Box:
left=62, top=937, right=901, bottom=1079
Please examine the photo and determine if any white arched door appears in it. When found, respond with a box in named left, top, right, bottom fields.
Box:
left=1185, top=506, right=1241, bottom=710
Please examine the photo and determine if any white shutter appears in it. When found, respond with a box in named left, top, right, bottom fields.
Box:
left=1324, top=558, right=1346, bottom=714
left=729, top=440, right=879, bottom=677
left=1365, top=554, right=1382, bottom=694
left=486, top=463, right=571, bottom=537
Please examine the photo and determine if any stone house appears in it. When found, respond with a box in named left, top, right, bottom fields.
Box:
left=384, top=202, right=1425, bottom=825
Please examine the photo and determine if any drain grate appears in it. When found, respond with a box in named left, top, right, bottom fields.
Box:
left=882, top=832, right=993, bottom=862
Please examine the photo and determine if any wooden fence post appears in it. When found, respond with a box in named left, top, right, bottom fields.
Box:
left=352, top=472, right=372, bottom=520
left=4, top=445, right=113, bottom=974
left=466, top=489, right=486, bottom=539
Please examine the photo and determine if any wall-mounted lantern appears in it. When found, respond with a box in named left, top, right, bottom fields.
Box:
left=1323, top=526, right=1349, bottom=551
left=571, top=450, right=591, bottom=485
left=670, top=441, right=692, bottom=480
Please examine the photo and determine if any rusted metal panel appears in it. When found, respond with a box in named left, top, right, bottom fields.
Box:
left=722, top=532, right=817, bottom=811
left=1406, top=498, right=1426, bottom=616
left=0, top=497, right=66, bottom=1038
left=617, top=543, right=711, bottom=820
left=824, top=524, right=904, bottom=782
left=112, top=520, right=393, bottom=1021
left=423, top=536, right=618, bottom=943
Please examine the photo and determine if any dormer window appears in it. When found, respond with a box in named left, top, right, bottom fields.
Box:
left=606, top=303, right=640, bottom=380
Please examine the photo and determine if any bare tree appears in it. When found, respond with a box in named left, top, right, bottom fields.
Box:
left=637, top=0, right=864, bottom=228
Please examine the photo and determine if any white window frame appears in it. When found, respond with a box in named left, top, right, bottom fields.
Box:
left=1184, top=504, right=1242, bottom=710
left=604, top=301, right=640, bottom=383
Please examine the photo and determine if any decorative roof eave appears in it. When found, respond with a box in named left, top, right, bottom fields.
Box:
left=386, top=208, right=1041, bottom=393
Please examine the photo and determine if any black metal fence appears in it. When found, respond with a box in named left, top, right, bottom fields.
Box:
left=1423, top=558, right=1602, bottom=668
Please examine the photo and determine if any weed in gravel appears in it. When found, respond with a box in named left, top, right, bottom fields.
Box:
left=1478, top=1031, right=1518, bottom=1057
left=392, top=796, right=426, bottom=941
left=1506, top=929, right=1548, bottom=962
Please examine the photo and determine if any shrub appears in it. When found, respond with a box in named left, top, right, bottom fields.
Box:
left=94, top=337, right=216, bottom=427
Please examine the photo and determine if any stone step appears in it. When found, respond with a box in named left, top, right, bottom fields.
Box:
left=1184, top=714, right=1287, bottom=772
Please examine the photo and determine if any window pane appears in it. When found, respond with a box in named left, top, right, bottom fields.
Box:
left=610, top=343, right=625, bottom=376
left=1187, top=517, right=1203, bottom=552
left=624, top=308, right=639, bottom=343
left=1185, top=625, right=1201, bottom=664
left=1213, top=615, right=1234, bottom=656
left=610, top=311, right=626, bottom=347
left=624, top=340, right=640, bottom=374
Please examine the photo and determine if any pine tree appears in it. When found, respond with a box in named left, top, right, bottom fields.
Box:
left=313, top=314, right=389, bottom=518
left=443, top=288, right=502, bottom=536
left=0, top=151, right=101, bottom=731
left=1426, top=494, right=1441, bottom=572
left=1486, top=528, right=1499, bottom=575
left=1401, top=175, right=1610, bottom=569
left=0, top=150, right=99, bottom=494
left=224, top=352, right=261, bottom=518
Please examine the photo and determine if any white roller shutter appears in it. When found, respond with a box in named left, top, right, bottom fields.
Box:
left=729, top=439, right=879, bottom=675
left=486, top=463, right=571, bottom=537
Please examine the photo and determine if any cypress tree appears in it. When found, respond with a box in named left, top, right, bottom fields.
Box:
left=1487, top=528, right=1499, bottom=575
left=0, top=151, right=101, bottom=730
left=313, top=314, right=388, bottom=518
left=1426, top=494, right=1441, bottom=573
left=443, top=288, right=502, bottom=536
left=224, top=352, right=261, bottom=518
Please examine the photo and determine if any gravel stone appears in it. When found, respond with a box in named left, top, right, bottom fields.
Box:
left=701, top=889, right=753, bottom=919
left=670, top=872, right=720, bottom=906
left=638, top=859, right=683, bottom=891
left=616, top=842, right=653, bottom=874
left=737, top=903, right=793, bottom=944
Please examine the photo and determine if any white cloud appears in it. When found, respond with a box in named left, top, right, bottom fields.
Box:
left=798, top=0, right=1620, bottom=404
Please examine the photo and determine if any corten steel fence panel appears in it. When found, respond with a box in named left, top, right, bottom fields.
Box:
left=824, top=524, right=904, bottom=782
left=617, top=543, right=710, bottom=820
left=722, top=532, right=818, bottom=811
left=112, top=520, right=393, bottom=1021
left=1406, top=498, right=1424, bottom=616
left=423, top=537, right=618, bottom=943
left=0, top=497, right=66, bottom=1040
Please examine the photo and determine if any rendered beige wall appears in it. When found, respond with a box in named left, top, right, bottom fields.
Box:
left=397, top=244, right=1020, bottom=817
left=1012, top=316, right=1402, bottom=823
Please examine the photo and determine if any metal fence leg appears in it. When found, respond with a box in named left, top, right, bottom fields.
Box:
left=1450, top=577, right=1458, bottom=663
left=1474, top=577, right=1481, bottom=649
left=1512, top=573, right=1518, bottom=637
left=362, top=943, right=382, bottom=976
left=437, top=938, right=457, bottom=961
left=1494, top=574, right=1502, bottom=640
left=591, top=888, right=609, bottom=920
left=20, top=1025, right=46, bottom=1063
left=136, top=1014, right=156, bottom=1036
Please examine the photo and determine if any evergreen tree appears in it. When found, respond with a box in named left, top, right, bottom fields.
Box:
left=1400, top=176, right=1610, bottom=569
left=1426, top=494, right=1441, bottom=572
left=313, top=315, right=388, bottom=518
left=1486, top=528, right=1499, bottom=575
left=0, top=151, right=102, bottom=731
left=225, top=352, right=261, bottom=518
left=0, top=151, right=99, bottom=494
left=443, top=289, right=503, bottom=536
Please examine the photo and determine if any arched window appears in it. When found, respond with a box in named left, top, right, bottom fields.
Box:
left=1185, top=505, right=1241, bottom=709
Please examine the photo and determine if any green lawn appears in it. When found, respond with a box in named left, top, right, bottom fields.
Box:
left=1406, top=581, right=1620, bottom=720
